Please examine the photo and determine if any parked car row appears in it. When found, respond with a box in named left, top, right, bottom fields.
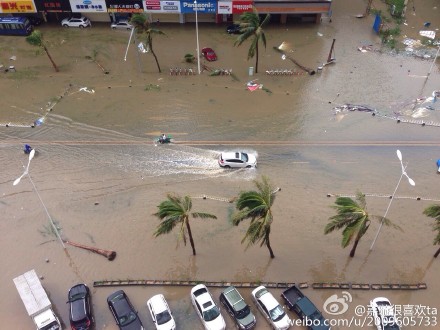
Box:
left=66, top=283, right=256, bottom=330
left=63, top=282, right=402, bottom=330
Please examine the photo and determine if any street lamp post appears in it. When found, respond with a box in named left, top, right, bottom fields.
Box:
left=370, top=150, right=415, bottom=251
left=13, top=149, right=66, bottom=249
left=194, top=0, right=201, bottom=74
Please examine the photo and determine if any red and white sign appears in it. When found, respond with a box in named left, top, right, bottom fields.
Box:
left=232, top=0, right=252, bottom=14
left=144, top=0, right=180, bottom=13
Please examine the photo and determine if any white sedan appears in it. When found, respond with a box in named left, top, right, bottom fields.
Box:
left=190, top=284, right=226, bottom=330
left=370, top=297, right=400, bottom=330
left=252, top=286, right=291, bottom=330
left=111, top=20, right=133, bottom=30
left=147, top=294, right=176, bottom=330
left=61, top=16, right=91, bottom=28
left=218, top=151, right=257, bottom=168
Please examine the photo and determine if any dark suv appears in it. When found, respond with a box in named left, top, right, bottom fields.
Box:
left=220, top=286, right=256, bottom=329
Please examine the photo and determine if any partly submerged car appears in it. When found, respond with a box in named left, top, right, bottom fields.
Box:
left=226, top=24, right=241, bottom=34
left=61, top=16, right=91, bottom=28
left=218, top=151, right=257, bottom=168
left=107, top=290, right=144, bottom=330
left=147, top=294, right=176, bottom=330
left=191, top=284, right=226, bottom=330
left=370, top=297, right=400, bottom=330
left=201, top=47, right=217, bottom=61
left=251, top=286, right=291, bottom=330
left=111, top=20, right=133, bottom=30
left=68, top=284, right=93, bottom=330
left=220, top=286, right=256, bottom=329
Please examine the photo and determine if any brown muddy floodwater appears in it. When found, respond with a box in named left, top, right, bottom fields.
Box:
left=1, top=0, right=439, bottom=329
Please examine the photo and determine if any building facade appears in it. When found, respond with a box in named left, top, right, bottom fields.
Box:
left=0, top=0, right=332, bottom=24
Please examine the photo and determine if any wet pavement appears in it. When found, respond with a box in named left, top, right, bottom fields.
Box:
left=0, top=0, right=439, bottom=329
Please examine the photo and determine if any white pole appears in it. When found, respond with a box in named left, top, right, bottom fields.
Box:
left=27, top=173, right=66, bottom=249
left=426, top=45, right=440, bottom=80
left=194, top=0, right=201, bottom=74
left=13, top=149, right=66, bottom=249
left=124, top=27, right=135, bottom=61
left=370, top=150, right=414, bottom=251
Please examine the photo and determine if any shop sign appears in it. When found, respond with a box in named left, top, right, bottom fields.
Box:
left=217, top=1, right=230, bottom=14
left=144, top=0, right=180, bottom=13
left=106, top=0, right=143, bottom=12
left=40, top=0, right=71, bottom=12
left=180, top=0, right=216, bottom=14
left=0, top=0, right=36, bottom=13
left=232, top=0, right=251, bottom=13
left=70, top=0, right=106, bottom=12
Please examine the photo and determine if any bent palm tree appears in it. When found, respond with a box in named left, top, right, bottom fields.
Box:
left=232, top=176, right=278, bottom=258
left=26, top=30, right=59, bottom=72
left=235, top=7, right=270, bottom=73
left=325, top=192, right=397, bottom=257
left=130, top=13, right=165, bottom=73
left=422, top=205, right=440, bottom=258
left=154, top=194, right=217, bottom=256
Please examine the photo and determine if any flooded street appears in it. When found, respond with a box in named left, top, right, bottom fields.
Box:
left=1, top=0, right=439, bottom=329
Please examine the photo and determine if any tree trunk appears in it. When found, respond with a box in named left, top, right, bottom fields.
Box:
left=434, top=246, right=440, bottom=258
left=255, top=41, right=259, bottom=73
left=266, top=232, right=275, bottom=258
left=186, top=220, right=196, bottom=256
left=350, top=239, right=360, bottom=257
left=149, top=41, right=161, bottom=73
left=43, top=45, right=59, bottom=72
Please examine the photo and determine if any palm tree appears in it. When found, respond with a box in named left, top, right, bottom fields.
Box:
left=325, top=192, right=397, bottom=257
left=234, top=7, right=270, bottom=74
left=153, top=194, right=217, bottom=256
left=232, top=176, right=278, bottom=258
left=26, top=30, right=59, bottom=72
left=130, top=13, right=165, bottom=73
left=422, top=205, right=440, bottom=258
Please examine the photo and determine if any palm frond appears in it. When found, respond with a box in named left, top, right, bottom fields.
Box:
left=370, top=215, right=402, bottom=231
left=423, top=205, right=440, bottom=221
left=433, top=221, right=440, bottom=245
left=26, top=30, right=43, bottom=47
left=191, top=212, right=217, bottom=219
left=154, top=218, right=178, bottom=237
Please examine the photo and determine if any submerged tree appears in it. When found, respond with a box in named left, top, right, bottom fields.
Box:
left=232, top=176, right=278, bottom=258
left=26, top=30, right=59, bottom=72
left=325, top=191, right=399, bottom=257
left=422, top=205, right=440, bottom=258
left=234, top=7, right=270, bottom=73
left=153, top=194, right=217, bottom=256
left=130, top=13, right=165, bottom=73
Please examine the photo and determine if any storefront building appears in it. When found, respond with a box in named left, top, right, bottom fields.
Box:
left=0, top=0, right=331, bottom=24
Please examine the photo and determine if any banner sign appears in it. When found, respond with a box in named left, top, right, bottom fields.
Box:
left=39, top=0, right=72, bottom=12
left=144, top=0, right=180, bottom=13
left=217, top=1, right=230, bottom=14
left=232, top=0, right=251, bottom=13
left=106, top=0, right=143, bottom=12
left=180, top=0, right=216, bottom=14
left=218, top=0, right=252, bottom=14
left=70, top=0, right=106, bottom=12
left=0, top=0, right=36, bottom=13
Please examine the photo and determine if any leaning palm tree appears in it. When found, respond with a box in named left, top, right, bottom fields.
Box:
left=26, top=30, right=59, bottom=72
left=153, top=194, right=217, bottom=256
left=325, top=191, right=397, bottom=257
left=234, top=7, right=270, bottom=74
left=130, top=13, right=165, bottom=73
left=422, top=205, right=440, bottom=258
left=232, top=176, right=278, bottom=258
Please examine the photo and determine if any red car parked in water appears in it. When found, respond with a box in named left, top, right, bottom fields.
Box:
left=201, top=47, right=217, bottom=61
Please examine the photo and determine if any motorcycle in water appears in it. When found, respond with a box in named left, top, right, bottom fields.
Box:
left=155, top=134, right=173, bottom=145
left=24, top=144, right=33, bottom=154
